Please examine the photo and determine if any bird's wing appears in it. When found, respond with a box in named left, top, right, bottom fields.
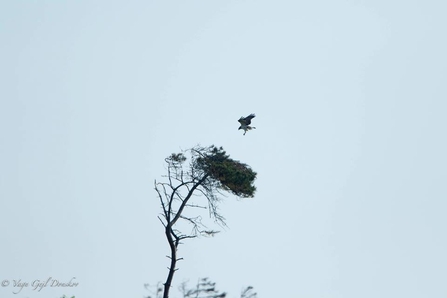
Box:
left=244, top=114, right=256, bottom=125
left=238, top=114, right=255, bottom=125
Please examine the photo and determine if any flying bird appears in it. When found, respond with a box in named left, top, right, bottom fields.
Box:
left=238, top=113, right=256, bottom=135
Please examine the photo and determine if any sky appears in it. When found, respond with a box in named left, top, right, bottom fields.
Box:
left=1, top=1, right=447, bottom=297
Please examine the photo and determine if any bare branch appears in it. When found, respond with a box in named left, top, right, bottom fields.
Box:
left=184, top=203, right=207, bottom=209
left=157, top=216, right=167, bottom=228
left=155, top=181, right=169, bottom=220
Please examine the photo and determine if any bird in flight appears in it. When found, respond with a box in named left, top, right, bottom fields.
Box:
left=238, top=113, right=256, bottom=135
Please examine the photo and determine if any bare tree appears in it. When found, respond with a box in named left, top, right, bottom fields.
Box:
left=155, top=145, right=257, bottom=298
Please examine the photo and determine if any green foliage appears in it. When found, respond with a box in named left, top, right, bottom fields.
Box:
left=169, top=153, right=187, bottom=164
left=195, top=146, right=257, bottom=198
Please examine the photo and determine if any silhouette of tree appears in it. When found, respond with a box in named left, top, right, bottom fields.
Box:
left=145, top=278, right=257, bottom=298
left=179, top=278, right=226, bottom=298
left=154, top=145, right=257, bottom=298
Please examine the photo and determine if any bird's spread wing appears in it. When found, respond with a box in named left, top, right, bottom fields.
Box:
left=238, top=113, right=255, bottom=125
left=244, top=114, right=255, bottom=125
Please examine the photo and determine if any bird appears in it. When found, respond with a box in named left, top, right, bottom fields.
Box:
left=238, top=113, right=256, bottom=135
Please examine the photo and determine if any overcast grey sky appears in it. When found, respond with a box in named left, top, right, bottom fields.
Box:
left=1, top=1, right=447, bottom=298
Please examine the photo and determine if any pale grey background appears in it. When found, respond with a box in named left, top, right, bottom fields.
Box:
left=1, top=1, right=446, bottom=298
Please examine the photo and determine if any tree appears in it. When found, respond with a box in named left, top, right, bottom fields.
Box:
left=155, top=145, right=257, bottom=298
left=179, top=278, right=258, bottom=298
left=179, top=278, right=226, bottom=298
left=145, top=278, right=258, bottom=298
